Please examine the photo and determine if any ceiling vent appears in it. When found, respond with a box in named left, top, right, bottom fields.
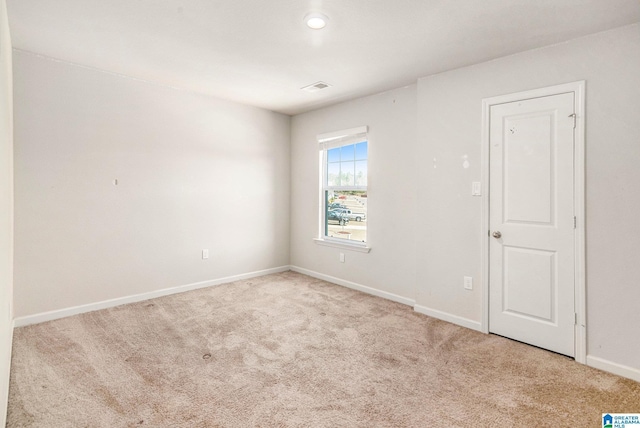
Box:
left=301, top=81, right=332, bottom=93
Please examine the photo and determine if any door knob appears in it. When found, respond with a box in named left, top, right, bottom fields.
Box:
left=492, top=231, right=502, bottom=239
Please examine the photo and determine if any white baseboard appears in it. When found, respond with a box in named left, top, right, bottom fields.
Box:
left=289, top=265, right=415, bottom=307
left=13, top=266, right=290, bottom=327
left=413, top=304, right=483, bottom=332
left=587, top=355, right=640, bottom=383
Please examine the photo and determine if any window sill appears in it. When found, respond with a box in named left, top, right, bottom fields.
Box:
left=313, top=238, right=371, bottom=253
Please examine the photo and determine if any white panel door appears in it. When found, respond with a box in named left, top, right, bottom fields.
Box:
left=489, top=92, right=575, bottom=357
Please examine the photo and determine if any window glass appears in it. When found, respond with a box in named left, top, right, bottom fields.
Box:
left=324, top=191, right=368, bottom=242
left=327, top=147, right=340, bottom=163
left=355, top=142, right=368, bottom=160
left=320, top=133, right=368, bottom=244
left=355, top=161, right=367, bottom=186
left=341, top=161, right=355, bottom=186
left=327, top=162, right=340, bottom=187
left=340, top=144, right=355, bottom=161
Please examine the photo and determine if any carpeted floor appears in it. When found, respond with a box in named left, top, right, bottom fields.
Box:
left=7, top=271, right=640, bottom=427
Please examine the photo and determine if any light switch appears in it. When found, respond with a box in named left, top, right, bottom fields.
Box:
left=472, top=182, right=482, bottom=196
left=464, top=276, right=473, bottom=290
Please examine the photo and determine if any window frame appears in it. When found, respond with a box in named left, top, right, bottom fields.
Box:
left=316, top=126, right=370, bottom=252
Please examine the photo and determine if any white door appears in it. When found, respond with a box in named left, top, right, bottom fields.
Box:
left=489, top=92, right=576, bottom=357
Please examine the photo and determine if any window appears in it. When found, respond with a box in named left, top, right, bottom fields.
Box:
left=318, top=126, right=368, bottom=248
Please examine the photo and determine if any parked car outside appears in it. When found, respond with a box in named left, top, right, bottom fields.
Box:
left=330, top=208, right=366, bottom=222
left=329, top=203, right=347, bottom=210
left=327, top=210, right=350, bottom=225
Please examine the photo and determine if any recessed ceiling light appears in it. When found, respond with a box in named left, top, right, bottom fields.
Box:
left=304, top=12, right=328, bottom=30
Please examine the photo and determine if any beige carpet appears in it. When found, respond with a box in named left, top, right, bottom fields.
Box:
left=7, top=271, right=640, bottom=427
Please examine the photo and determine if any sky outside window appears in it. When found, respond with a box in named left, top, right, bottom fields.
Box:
left=327, top=141, right=368, bottom=186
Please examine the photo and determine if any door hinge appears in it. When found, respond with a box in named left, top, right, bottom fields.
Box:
left=569, top=113, right=577, bottom=129
left=573, top=216, right=577, bottom=229
left=574, top=313, right=578, bottom=325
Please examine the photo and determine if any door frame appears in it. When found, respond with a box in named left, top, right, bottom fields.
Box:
left=480, top=81, right=586, bottom=363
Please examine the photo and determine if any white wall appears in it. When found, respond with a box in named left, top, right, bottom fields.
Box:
left=13, top=50, right=290, bottom=318
left=7, top=18, right=640, bottom=395
left=290, top=85, right=417, bottom=302
left=290, top=24, right=640, bottom=378
left=0, top=0, right=12, bottom=424
left=416, top=24, right=640, bottom=371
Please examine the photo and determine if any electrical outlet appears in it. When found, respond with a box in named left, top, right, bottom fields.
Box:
left=339, top=253, right=345, bottom=263
left=464, top=276, right=473, bottom=290
left=202, top=249, right=209, bottom=259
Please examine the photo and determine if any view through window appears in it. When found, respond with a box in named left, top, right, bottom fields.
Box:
left=325, top=190, right=367, bottom=242
left=319, top=127, right=368, bottom=245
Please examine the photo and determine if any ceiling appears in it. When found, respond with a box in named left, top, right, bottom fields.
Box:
left=6, top=0, right=640, bottom=115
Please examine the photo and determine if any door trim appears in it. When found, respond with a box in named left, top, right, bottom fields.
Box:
left=480, top=81, right=586, bottom=363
